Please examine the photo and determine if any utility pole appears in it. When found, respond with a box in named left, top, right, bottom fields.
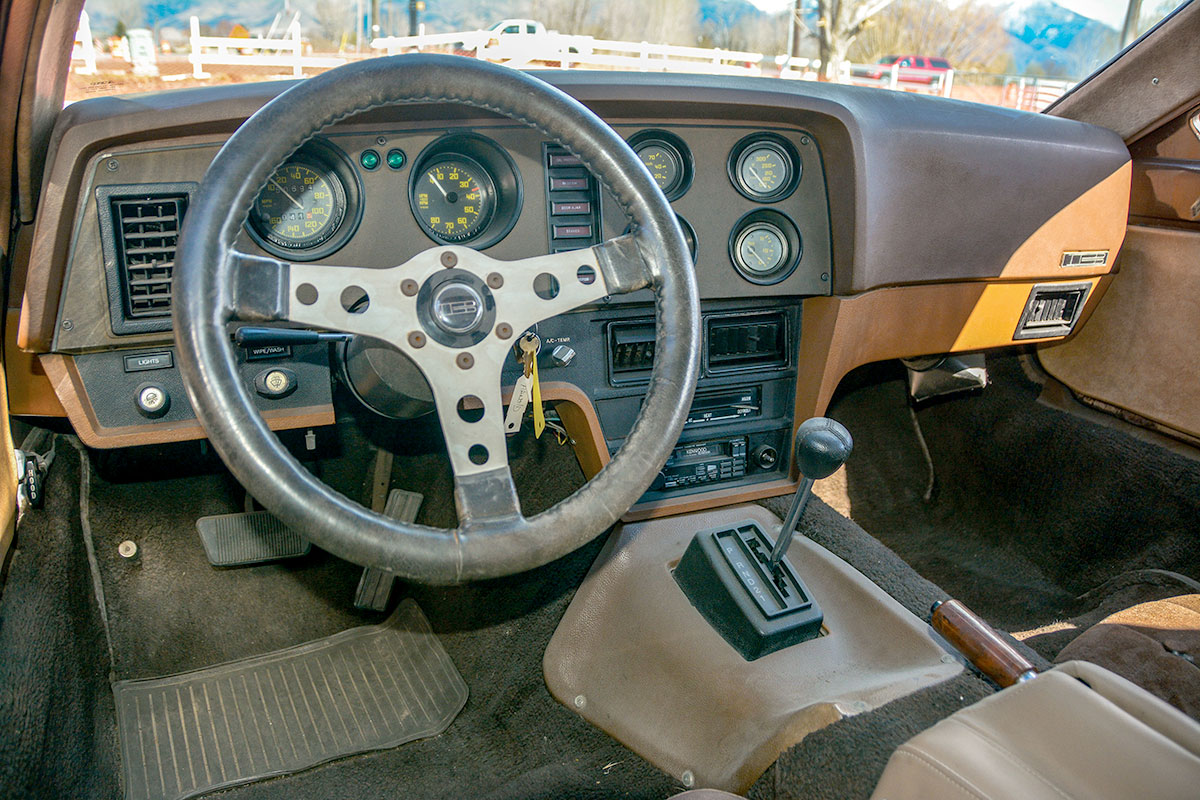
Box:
left=371, top=0, right=381, bottom=43
left=409, top=0, right=419, bottom=37
left=1119, top=0, right=1144, bottom=47
left=356, top=0, right=362, bottom=53
left=788, top=0, right=801, bottom=59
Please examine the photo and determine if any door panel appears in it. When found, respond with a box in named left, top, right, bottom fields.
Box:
left=1039, top=224, right=1200, bottom=438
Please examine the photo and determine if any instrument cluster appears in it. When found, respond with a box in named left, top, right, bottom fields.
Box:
left=244, top=127, right=812, bottom=288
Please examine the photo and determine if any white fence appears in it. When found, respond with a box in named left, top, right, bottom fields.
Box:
left=837, top=60, right=955, bottom=97
left=1002, top=76, right=1071, bottom=111
left=188, top=15, right=345, bottom=79
left=371, top=30, right=762, bottom=76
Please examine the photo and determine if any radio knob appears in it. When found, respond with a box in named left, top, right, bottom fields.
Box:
left=135, top=383, right=170, bottom=418
left=753, top=444, right=779, bottom=470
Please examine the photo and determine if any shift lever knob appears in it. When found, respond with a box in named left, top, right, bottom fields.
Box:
left=793, top=418, right=853, bottom=479
left=767, top=417, right=853, bottom=572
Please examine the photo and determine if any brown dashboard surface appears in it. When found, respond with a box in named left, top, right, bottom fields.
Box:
left=11, top=72, right=1131, bottom=520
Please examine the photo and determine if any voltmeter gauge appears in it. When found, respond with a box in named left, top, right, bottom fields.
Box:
left=735, top=222, right=788, bottom=274
left=728, top=209, right=802, bottom=285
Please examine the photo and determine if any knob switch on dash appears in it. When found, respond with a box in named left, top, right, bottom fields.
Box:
left=255, top=367, right=298, bottom=399
left=550, top=344, right=576, bottom=368
left=135, top=383, right=170, bottom=418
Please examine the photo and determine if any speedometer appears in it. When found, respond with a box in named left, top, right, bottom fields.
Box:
left=413, top=157, right=496, bottom=243
left=246, top=138, right=361, bottom=261
left=251, top=163, right=346, bottom=250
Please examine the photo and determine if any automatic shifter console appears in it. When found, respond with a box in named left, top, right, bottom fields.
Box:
left=674, top=418, right=853, bottom=660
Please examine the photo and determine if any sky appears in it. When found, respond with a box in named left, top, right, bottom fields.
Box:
left=743, top=0, right=1135, bottom=29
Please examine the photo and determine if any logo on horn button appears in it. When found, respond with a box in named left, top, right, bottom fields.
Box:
left=431, top=282, right=485, bottom=334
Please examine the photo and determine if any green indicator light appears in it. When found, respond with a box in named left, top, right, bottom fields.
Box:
left=360, top=149, right=380, bottom=170
left=386, top=149, right=406, bottom=170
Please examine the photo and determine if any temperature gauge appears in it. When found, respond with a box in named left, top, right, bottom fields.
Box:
left=728, top=133, right=802, bottom=202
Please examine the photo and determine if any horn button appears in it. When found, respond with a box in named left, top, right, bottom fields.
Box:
left=416, top=269, right=497, bottom=347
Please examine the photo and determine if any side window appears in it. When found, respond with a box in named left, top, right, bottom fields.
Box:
left=526, top=24, right=537, bottom=34
left=899, top=58, right=912, bottom=68
left=503, top=25, right=520, bottom=34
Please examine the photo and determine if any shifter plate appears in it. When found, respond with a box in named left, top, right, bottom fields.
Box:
left=674, top=520, right=824, bottom=660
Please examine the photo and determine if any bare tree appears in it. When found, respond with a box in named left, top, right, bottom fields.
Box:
left=313, top=0, right=354, bottom=49
left=808, top=0, right=898, bottom=78
left=598, top=0, right=699, bottom=44
left=851, top=0, right=1010, bottom=72
left=529, top=0, right=596, bottom=34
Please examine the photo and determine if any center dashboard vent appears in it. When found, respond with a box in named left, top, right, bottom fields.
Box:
left=706, top=311, right=788, bottom=372
left=97, top=183, right=196, bottom=335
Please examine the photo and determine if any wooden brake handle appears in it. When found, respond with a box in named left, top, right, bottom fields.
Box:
left=932, top=599, right=1038, bottom=688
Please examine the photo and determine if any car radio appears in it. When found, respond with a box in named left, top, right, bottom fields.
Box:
left=654, top=436, right=748, bottom=490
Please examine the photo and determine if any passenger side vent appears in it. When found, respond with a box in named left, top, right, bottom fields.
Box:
left=608, top=321, right=656, bottom=382
left=706, top=311, right=788, bottom=372
left=97, top=183, right=196, bottom=336
left=1013, top=282, right=1091, bottom=340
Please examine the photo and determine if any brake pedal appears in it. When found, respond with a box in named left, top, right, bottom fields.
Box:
left=354, top=488, right=424, bottom=610
left=196, top=509, right=310, bottom=567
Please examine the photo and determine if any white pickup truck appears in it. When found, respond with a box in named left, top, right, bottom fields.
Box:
left=484, top=19, right=591, bottom=63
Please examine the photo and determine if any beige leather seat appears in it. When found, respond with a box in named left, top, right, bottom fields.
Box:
left=872, top=660, right=1200, bottom=800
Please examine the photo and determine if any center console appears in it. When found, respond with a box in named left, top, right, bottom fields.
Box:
left=502, top=297, right=799, bottom=502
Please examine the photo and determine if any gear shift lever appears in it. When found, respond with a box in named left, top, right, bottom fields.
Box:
left=767, top=418, right=853, bottom=572
left=673, top=417, right=853, bottom=660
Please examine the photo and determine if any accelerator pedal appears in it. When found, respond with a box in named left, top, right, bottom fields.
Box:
left=354, top=488, right=423, bottom=610
left=113, top=599, right=467, bottom=800
left=196, top=509, right=310, bottom=567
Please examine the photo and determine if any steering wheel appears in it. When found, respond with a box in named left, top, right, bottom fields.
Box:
left=174, top=55, right=700, bottom=584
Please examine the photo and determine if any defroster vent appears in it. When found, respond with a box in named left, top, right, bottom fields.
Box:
left=97, top=183, right=195, bottom=335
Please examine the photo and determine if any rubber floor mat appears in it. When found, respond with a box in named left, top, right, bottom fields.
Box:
left=112, top=599, right=467, bottom=800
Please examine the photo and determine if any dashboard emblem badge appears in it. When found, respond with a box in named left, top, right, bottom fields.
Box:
left=431, top=282, right=485, bottom=334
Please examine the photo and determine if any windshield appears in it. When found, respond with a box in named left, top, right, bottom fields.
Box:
left=71, top=0, right=1189, bottom=112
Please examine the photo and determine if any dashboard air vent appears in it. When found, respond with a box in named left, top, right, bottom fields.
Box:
left=110, top=194, right=187, bottom=319
left=608, top=321, right=656, bottom=381
left=707, top=312, right=788, bottom=372
left=1013, top=282, right=1091, bottom=340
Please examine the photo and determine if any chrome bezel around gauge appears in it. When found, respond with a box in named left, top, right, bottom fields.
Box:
left=246, top=137, right=363, bottom=262
left=727, top=132, right=802, bottom=203
left=728, top=208, right=803, bottom=285
left=408, top=133, right=522, bottom=249
left=628, top=129, right=694, bottom=201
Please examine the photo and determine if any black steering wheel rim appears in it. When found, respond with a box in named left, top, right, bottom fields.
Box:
left=173, top=55, right=700, bottom=584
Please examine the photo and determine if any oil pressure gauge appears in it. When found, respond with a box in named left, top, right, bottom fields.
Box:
left=628, top=129, right=694, bottom=201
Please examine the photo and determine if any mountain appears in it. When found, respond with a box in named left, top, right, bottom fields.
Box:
left=1000, top=0, right=1119, bottom=76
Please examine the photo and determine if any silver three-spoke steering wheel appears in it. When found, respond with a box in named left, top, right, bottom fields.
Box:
left=174, top=55, right=700, bottom=584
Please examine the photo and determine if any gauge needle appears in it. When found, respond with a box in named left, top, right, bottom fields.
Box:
left=747, top=244, right=768, bottom=267
left=269, top=177, right=303, bottom=210
left=747, top=164, right=768, bottom=189
left=429, top=173, right=449, bottom=198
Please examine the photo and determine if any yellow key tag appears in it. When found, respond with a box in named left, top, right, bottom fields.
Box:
left=530, top=355, right=545, bottom=439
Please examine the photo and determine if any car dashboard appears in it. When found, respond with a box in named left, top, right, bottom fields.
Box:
left=13, top=71, right=1132, bottom=518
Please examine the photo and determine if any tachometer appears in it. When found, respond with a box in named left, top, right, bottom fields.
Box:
left=413, top=157, right=496, bottom=243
